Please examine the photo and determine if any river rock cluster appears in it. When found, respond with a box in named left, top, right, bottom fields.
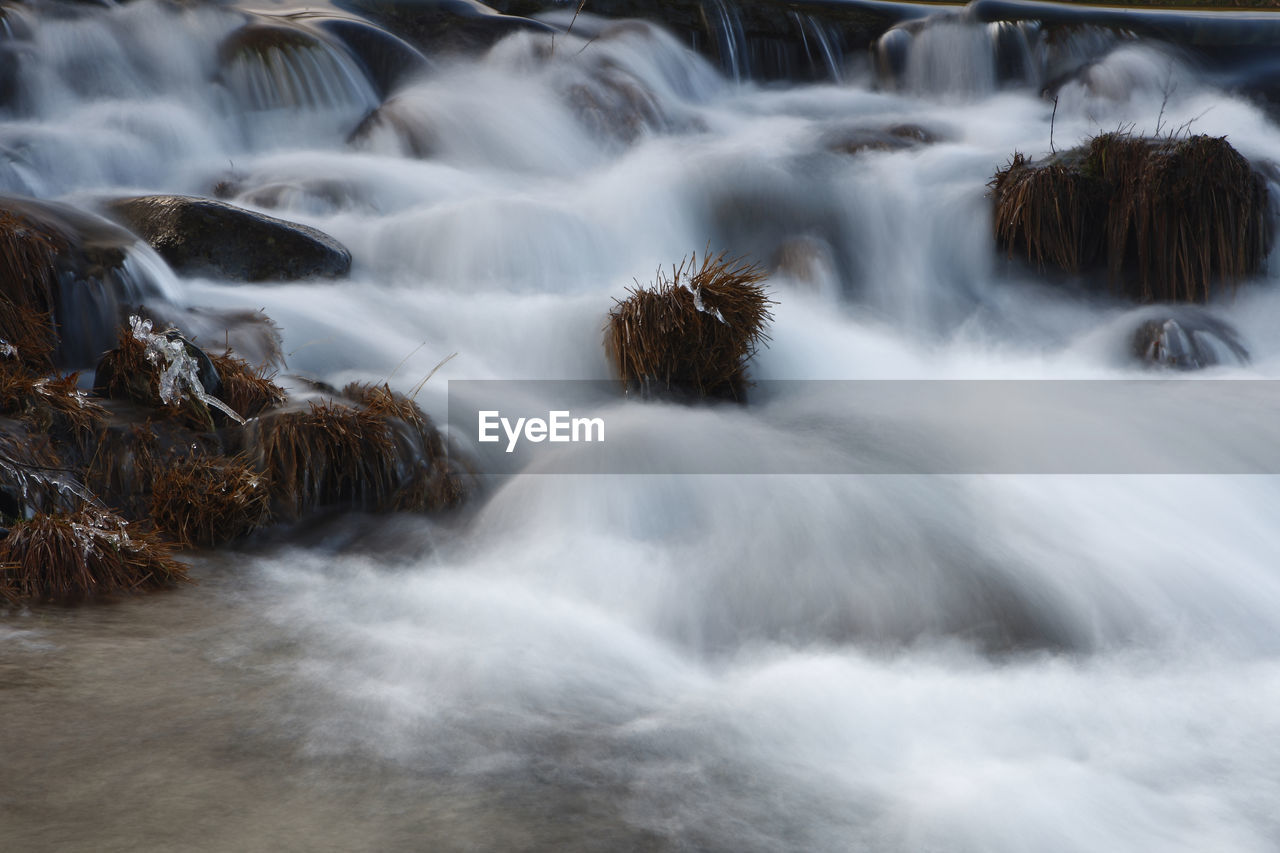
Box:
left=0, top=195, right=466, bottom=603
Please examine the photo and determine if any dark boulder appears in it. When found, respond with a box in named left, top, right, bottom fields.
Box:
left=104, top=195, right=352, bottom=282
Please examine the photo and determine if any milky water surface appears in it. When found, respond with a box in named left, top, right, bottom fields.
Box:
left=3, top=2, right=1280, bottom=850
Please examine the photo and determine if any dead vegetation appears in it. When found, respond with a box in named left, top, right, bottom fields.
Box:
left=210, top=349, right=286, bottom=419
left=94, top=318, right=241, bottom=432
left=0, top=507, right=188, bottom=603
left=343, top=382, right=467, bottom=512
left=991, top=132, right=1270, bottom=302
left=249, top=382, right=467, bottom=520
left=249, top=400, right=398, bottom=519
left=0, top=297, right=466, bottom=605
left=605, top=250, right=775, bottom=400
left=150, top=455, right=270, bottom=548
left=0, top=211, right=64, bottom=370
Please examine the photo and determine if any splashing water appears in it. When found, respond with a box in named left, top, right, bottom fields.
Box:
left=3, top=1, right=1280, bottom=851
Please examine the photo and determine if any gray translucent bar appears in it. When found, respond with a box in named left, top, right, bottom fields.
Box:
left=446, top=380, right=1280, bottom=475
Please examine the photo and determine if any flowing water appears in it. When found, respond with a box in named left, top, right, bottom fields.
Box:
left=4, top=1, right=1280, bottom=850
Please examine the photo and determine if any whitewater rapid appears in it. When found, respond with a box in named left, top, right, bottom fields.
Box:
left=3, top=2, right=1280, bottom=850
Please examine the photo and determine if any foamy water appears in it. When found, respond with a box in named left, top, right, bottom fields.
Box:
left=3, top=2, right=1280, bottom=850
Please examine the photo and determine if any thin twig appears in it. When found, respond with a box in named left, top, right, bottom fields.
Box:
left=1049, top=96, right=1059, bottom=155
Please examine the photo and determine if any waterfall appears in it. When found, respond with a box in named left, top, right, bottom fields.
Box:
left=4, top=1, right=1280, bottom=851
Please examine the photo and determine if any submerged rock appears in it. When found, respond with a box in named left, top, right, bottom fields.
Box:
left=991, top=133, right=1270, bottom=303
left=347, top=97, right=437, bottom=157
left=105, top=195, right=352, bottom=282
left=1132, top=309, right=1249, bottom=371
left=824, top=122, right=941, bottom=156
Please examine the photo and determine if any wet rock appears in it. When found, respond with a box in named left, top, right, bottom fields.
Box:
left=176, top=306, right=285, bottom=374
left=105, top=195, right=352, bottom=282
left=1132, top=309, right=1249, bottom=370
left=824, top=122, right=941, bottom=156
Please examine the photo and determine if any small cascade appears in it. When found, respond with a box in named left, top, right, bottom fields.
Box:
left=701, top=0, right=748, bottom=84
left=874, top=11, right=1124, bottom=97
left=217, top=22, right=379, bottom=115
left=790, top=11, right=845, bottom=83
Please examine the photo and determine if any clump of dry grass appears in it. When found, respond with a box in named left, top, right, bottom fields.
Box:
left=86, top=421, right=222, bottom=522
left=991, top=132, right=1270, bottom=302
left=0, top=210, right=66, bottom=371
left=0, top=359, right=106, bottom=462
left=209, top=350, right=286, bottom=419
left=0, top=506, right=188, bottom=603
left=605, top=250, right=775, bottom=400
left=342, top=382, right=467, bottom=512
left=249, top=401, right=399, bottom=520
left=150, top=455, right=270, bottom=548
left=247, top=382, right=470, bottom=520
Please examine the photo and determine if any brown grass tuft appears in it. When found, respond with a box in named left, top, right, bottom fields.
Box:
left=150, top=455, right=270, bottom=548
left=0, top=507, right=188, bottom=603
left=209, top=350, right=286, bottom=419
left=991, top=133, right=1270, bottom=303
left=342, top=382, right=467, bottom=512
left=605, top=250, right=775, bottom=400
left=86, top=420, right=222, bottom=522
left=0, top=423, right=82, bottom=519
left=250, top=401, right=399, bottom=520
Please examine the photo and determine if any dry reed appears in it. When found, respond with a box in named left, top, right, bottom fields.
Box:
left=991, top=133, right=1270, bottom=302
left=0, top=507, right=188, bottom=602
left=605, top=250, right=775, bottom=400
